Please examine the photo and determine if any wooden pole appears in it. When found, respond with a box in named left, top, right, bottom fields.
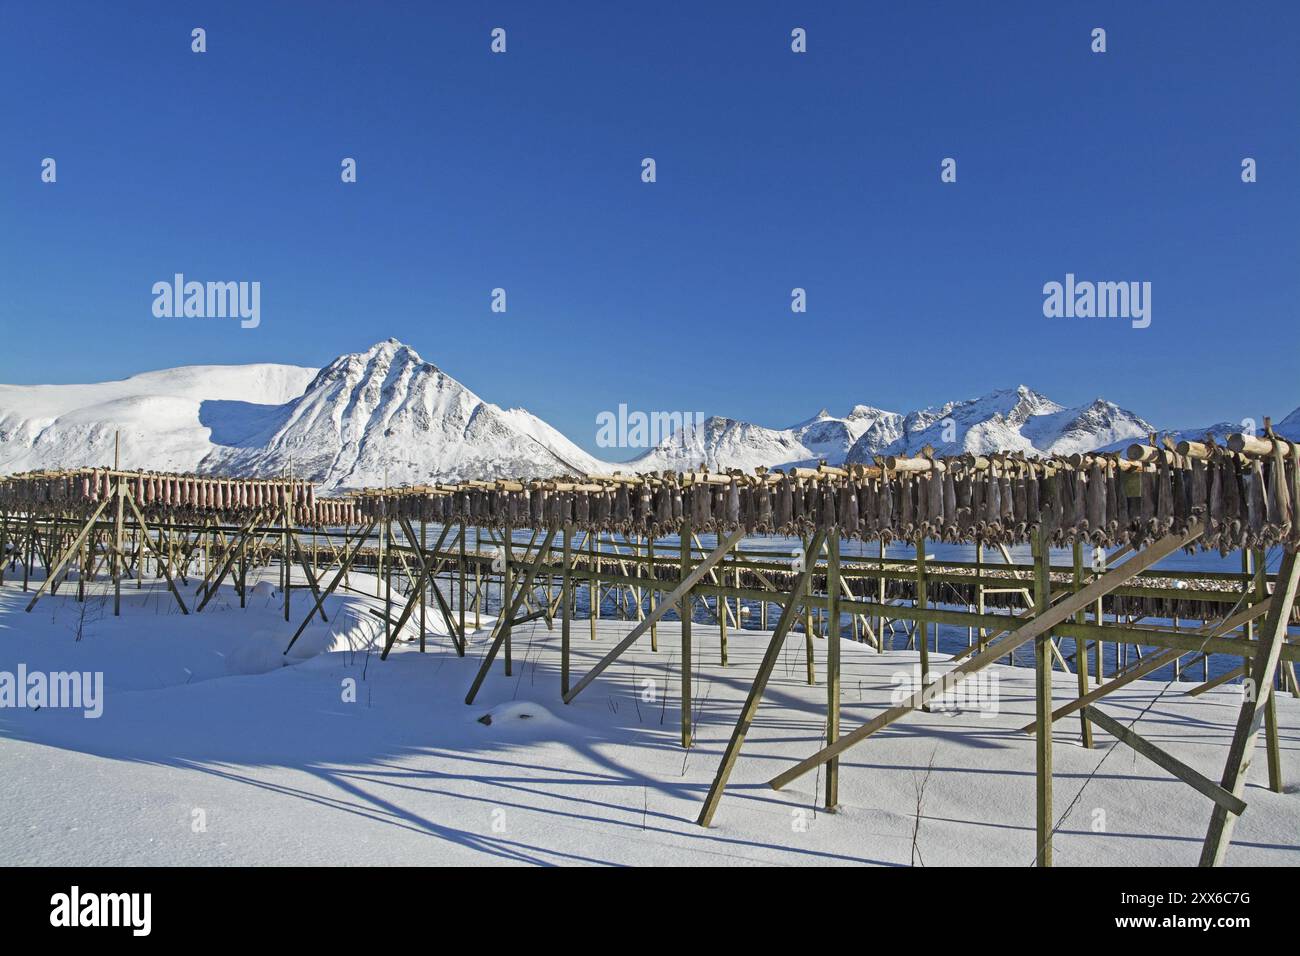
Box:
left=680, top=522, right=693, bottom=748
left=648, top=535, right=657, bottom=652
left=419, top=518, right=427, bottom=653
left=826, top=529, right=841, bottom=811
left=719, top=533, right=728, bottom=666
left=565, top=527, right=745, bottom=704
left=589, top=530, right=598, bottom=641
left=917, top=536, right=930, bottom=709
left=767, top=523, right=1204, bottom=791
left=113, top=480, right=125, bottom=616
left=503, top=516, right=513, bottom=676
left=1033, top=527, right=1053, bottom=867
left=1073, top=539, right=1093, bottom=748
left=562, top=521, right=573, bottom=698
left=803, top=535, right=814, bottom=683
left=465, top=520, right=470, bottom=639
left=697, top=530, right=827, bottom=826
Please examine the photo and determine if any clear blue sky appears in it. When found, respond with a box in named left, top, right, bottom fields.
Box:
left=2, top=1, right=1297, bottom=455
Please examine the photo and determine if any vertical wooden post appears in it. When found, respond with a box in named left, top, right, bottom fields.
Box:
left=975, top=539, right=986, bottom=652
left=1073, top=540, right=1093, bottom=748
left=384, top=518, right=392, bottom=649
left=719, top=533, right=729, bottom=666
left=21, top=516, right=31, bottom=591
left=877, top=536, right=887, bottom=649
left=680, top=522, right=693, bottom=748
left=419, top=518, right=427, bottom=653
left=1249, top=549, right=1283, bottom=793
left=282, top=485, right=291, bottom=622
left=561, top=522, right=573, bottom=699
left=1033, top=527, right=1053, bottom=867
left=458, top=521, right=467, bottom=639
left=504, top=517, right=513, bottom=675
left=648, top=535, right=657, bottom=652
left=916, top=536, right=930, bottom=695
left=377, top=516, right=385, bottom=598
left=589, top=531, right=598, bottom=641
left=113, top=481, right=125, bottom=616
left=79, top=518, right=89, bottom=601
left=803, top=535, right=815, bottom=684
left=473, top=525, right=481, bottom=630
left=825, top=529, right=841, bottom=810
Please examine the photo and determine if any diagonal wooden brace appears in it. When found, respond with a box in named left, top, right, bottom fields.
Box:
left=562, top=527, right=747, bottom=705
left=768, top=523, right=1204, bottom=791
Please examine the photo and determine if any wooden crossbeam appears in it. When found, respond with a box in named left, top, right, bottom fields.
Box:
left=767, top=523, right=1204, bottom=792
left=1021, top=599, right=1273, bottom=734
left=1187, top=664, right=1246, bottom=697
left=1084, top=706, right=1246, bottom=815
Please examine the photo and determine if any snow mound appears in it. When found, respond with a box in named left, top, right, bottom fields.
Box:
left=474, top=701, right=569, bottom=734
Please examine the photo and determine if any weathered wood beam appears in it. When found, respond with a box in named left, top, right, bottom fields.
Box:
left=563, top=527, right=746, bottom=705
left=1085, top=706, right=1246, bottom=816
left=1200, top=550, right=1300, bottom=866
left=697, top=530, right=828, bottom=827
left=767, top=523, right=1204, bottom=792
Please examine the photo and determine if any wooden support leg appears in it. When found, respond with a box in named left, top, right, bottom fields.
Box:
left=464, top=529, right=558, bottom=705
left=718, top=565, right=728, bottom=666
left=697, top=531, right=827, bottom=827
left=1073, top=540, right=1093, bottom=748
left=418, top=519, right=426, bottom=652
left=503, top=519, right=513, bottom=676
left=23, top=497, right=112, bottom=612
left=1200, top=550, right=1300, bottom=866
left=113, top=484, right=125, bottom=616
left=564, top=528, right=745, bottom=705
left=803, top=534, right=814, bottom=684
left=1033, top=529, right=1053, bottom=867
left=768, top=523, right=1204, bottom=791
left=282, top=520, right=379, bottom=653
left=680, top=522, right=693, bottom=748
left=561, top=522, right=572, bottom=699
left=826, top=530, right=841, bottom=811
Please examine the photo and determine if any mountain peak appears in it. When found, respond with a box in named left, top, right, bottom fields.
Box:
left=365, top=338, right=424, bottom=362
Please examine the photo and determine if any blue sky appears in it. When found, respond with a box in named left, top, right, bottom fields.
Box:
left=2, top=1, right=1297, bottom=456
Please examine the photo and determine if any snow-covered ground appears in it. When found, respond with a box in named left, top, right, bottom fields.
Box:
left=0, top=571, right=1296, bottom=866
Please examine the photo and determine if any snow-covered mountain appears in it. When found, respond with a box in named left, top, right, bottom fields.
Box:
left=0, top=340, right=606, bottom=490
left=0, top=362, right=318, bottom=476
left=630, top=404, right=903, bottom=472
left=845, top=386, right=1153, bottom=462
left=0, top=341, right=1293, bottom=488
left=199, top=340, right=606, bottom=487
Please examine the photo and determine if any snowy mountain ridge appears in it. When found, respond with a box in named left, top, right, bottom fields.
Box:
left=0, top=339, right=1294, bottom=490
